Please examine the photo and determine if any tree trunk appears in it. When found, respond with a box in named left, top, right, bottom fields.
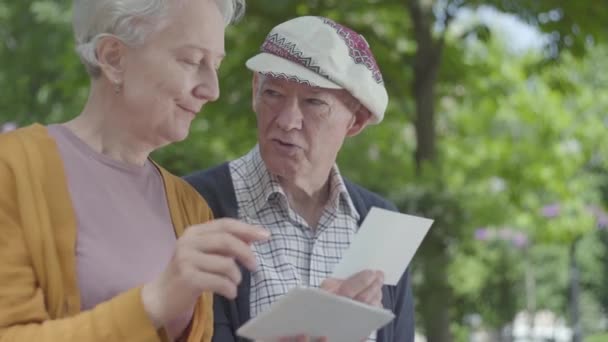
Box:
left=406, top=1, right=452, bottom=341
left=599, top=230, right=608, bottom=317
left=407, top=0, right=441, bottom=174
left=418, top=241, right=453, bottom=342
left=569, top=238, right=583, bottom=342
left=524, top=248, right=537, bottom=341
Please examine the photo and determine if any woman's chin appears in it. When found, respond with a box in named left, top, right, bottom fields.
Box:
left=164, top=121, right=193, bottom=144
left=177, top=114, right=197, bottom=139
left=172, top=127, right=191, bottom=143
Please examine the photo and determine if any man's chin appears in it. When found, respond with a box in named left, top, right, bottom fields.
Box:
left=266, top=159, right=301, bottom=179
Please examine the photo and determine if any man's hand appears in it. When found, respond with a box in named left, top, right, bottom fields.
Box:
left=321, top=270, right=384, bottom=307
left=262, top=271, right=384, bottom=342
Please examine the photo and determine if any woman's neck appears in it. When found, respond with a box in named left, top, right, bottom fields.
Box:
left=63, top=85, right=156, bottom=166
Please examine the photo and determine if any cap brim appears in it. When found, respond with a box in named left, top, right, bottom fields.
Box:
left=246, top=53, right=342, bottom=89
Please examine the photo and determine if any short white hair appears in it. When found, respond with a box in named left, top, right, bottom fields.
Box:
left=73, top=0, right=245, bottom=77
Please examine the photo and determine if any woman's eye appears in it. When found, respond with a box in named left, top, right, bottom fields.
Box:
left=180, top=59, right=199, bottom=67
left=180, top=55, right=204, bottom=67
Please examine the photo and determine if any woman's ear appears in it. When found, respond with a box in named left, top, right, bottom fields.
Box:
left=95, top=35, right=126, bottom=85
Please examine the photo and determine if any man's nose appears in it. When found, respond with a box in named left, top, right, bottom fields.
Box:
left=275, top=98, right=303, bottom=131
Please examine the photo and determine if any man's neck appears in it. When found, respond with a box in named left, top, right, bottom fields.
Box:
left=277, top=173, right=332, bottom=230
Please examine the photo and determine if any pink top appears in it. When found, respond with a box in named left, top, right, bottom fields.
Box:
left=48, top=124, right=191, bottom=340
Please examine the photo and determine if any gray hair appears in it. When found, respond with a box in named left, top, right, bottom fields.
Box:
left=73, top=0, right=245, bottom=77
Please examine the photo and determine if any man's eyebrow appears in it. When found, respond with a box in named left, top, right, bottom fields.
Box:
left=309, top=87, right=325, bottom=93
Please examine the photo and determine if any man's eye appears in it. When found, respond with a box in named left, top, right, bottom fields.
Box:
left=264, top=89, right=281, bottom=97
left=306, top=98, right=327, bottom=106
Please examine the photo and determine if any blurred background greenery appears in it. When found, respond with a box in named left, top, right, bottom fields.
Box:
left=1, top=1, right=608, bottom=341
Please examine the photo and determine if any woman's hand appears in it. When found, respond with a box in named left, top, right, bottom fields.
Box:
left=142, top=218, right=270, bottom=328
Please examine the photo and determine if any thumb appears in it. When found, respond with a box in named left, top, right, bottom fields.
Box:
left=320, top=278, right=342, bottom=294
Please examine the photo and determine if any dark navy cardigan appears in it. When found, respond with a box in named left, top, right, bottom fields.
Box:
left=185, top=164, right=414, bottom=342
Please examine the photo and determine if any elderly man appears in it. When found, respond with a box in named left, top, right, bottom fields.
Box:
left=186, top=16, right=414, bottom=341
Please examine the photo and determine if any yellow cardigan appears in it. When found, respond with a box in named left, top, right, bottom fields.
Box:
left=0, top=124, right=213, bottom=341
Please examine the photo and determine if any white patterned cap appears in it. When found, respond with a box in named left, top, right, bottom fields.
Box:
left=246, top=16, right=388, bottom=124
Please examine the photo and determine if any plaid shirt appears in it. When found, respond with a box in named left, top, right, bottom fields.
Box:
left=230, top=146, right=376, bottom=340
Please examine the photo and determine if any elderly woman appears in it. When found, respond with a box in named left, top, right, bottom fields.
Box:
left=0, top=0, right=269, bottom=341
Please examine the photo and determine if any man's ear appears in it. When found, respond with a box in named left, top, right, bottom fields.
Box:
left=251, top=73, right=260, bottom=108
left=96, top=35, right=126, bottom=84
left=346, top=107, right=373, bottom=137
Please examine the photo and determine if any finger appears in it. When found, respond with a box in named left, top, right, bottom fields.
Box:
left=366, top=289, right=383, bottom=308
left=354, top=276, right=384, bottom=305
left=190, top=267, right=238, bottom=299
left=193, top=218, right=270, bottom=243
left=369, top=289, right=383, bottom=307
left=277, top=336, right=303, bottom=342
left=375, top=270, right=385, bottom=284
left=196, top=232, right=258, bottom=270
left=191, top=252, right=242, bottom=285
left=372, top=297, right=383, bottom=308
left=336, top=270, right=378, bottom=298
left=320, top=278, right=342, bottom=293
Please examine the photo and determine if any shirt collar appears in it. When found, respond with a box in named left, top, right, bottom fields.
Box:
left=235, top=145, right=359, bottom=220
left=327, top=164, right=359, bottom=220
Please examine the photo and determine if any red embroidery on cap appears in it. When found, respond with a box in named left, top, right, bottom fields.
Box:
left=261, top=33, right=331, bottom=80
left=321, top=18, right=384, bottom=84
left=261, top=71, right=318, bottom=87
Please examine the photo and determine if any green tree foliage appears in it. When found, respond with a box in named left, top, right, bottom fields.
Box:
left=0, top=1, right=87, bottom=123
left=1, top=1, right=607, bottom=341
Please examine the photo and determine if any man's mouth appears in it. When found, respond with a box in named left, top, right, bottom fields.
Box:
left=273, top=138, right=300, bottom=150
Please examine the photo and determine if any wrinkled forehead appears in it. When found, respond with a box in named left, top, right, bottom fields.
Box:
left=260, top=73, right=347, bottom=96
left=259, top=74, right=360, bottom=111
